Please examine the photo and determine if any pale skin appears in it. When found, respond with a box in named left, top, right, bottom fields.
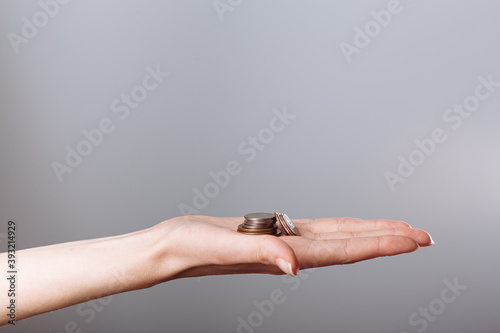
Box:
left=0, top=215, right=434, bottom=326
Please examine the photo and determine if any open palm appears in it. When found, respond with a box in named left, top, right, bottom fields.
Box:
left=156, top=215, right=433, bottom=279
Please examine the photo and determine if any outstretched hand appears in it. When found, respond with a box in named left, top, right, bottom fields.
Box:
left=1, top=214, right=433, bottom=325
left=152, top=215, right=434, bottom=280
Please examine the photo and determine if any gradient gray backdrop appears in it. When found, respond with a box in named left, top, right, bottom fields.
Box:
left=1, top=1, right=499, bottom=332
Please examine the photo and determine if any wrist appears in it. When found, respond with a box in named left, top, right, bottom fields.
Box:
left=134, top=220, right=191, bottom=287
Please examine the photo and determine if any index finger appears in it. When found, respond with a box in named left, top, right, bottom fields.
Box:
left=295, top=217, right=411, bottom=234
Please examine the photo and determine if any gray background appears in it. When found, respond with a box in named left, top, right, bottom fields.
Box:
left=1, top=1, right=499, bottom=332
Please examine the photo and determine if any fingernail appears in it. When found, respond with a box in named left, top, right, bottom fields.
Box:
left=276, top=258, right=295, bottom=277
left=429, top=234, right=435, bottom=245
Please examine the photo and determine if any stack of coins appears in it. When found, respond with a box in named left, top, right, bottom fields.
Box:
left=237, top=213, right=281, bottom=235
left=275, top=212, right=300, bottom=236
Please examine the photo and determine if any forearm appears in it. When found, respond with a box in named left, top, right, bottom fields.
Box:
left=0, top=225, right=181, bottom=325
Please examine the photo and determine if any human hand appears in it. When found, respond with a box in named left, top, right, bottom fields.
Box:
left=1, top=214, right=433, bottom=324
left=149, top=215, right=434, bottom=281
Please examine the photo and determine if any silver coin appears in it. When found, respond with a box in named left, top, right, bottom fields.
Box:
left=238, top=212, right=279, bottom=235
left=275, top=212, right=300, bottom=236
left=244, top=212, right=276, bottom=222
left=275, top=212, right=289, bottom=235
left=282, top=214, right=297, bottom=230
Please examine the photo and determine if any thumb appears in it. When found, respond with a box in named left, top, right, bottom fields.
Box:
left=243, top=234, right=299, bottom=276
